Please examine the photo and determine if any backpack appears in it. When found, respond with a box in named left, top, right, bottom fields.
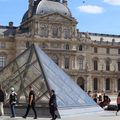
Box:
left=10, top=92, right=17, bottom=104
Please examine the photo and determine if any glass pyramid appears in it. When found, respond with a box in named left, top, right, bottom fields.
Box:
left=0, top=44, right=102, bottom=117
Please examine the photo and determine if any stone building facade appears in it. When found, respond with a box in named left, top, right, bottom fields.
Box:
left=0, top=0, right=120, bottom=94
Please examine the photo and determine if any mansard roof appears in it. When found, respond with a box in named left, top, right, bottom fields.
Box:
left=36, top=0, right=71, bottom=17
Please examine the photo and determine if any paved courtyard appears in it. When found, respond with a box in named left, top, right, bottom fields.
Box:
left=0, top=111, right=120, bottom=120
left=0, top=95, right=119, bottom=120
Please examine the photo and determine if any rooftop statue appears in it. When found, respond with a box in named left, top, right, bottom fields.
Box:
left=48, top=0, right=60, bottom=2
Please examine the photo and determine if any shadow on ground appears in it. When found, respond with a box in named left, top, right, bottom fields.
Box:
left=4, top=106, right=52, bottom=118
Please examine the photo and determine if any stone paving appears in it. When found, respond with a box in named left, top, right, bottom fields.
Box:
left=0, top=111, right=120, bottom=120
left=0, top=95, right=119, bottom=120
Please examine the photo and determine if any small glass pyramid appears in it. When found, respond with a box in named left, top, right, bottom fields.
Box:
left=0, top=44, right=102, bottom=117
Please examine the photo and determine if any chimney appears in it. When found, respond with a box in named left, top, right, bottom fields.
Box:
left=62, top=0, right=67, bottom=6
left=9, top=22, right=13, bottom=28
left=28, top=0, right=33, bottom=17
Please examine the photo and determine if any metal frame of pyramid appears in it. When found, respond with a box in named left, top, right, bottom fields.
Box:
left=0, top=44, right=102, bottom=118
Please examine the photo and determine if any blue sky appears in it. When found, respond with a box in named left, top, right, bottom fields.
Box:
left=0, top=0, right=120, bottom=35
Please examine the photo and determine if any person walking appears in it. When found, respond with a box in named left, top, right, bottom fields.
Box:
left=49, top=90, right=57, bottom=120
left=9, top=87, right=17, bottom=118
left=0, top=85, right=5, bottom=116
left=22, top=86, right=37, bottom=119
left=116, top=92, right=120, bottom=116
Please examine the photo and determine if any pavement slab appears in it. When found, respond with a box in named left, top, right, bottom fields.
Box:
left=0, top=111, right=120, bottom=120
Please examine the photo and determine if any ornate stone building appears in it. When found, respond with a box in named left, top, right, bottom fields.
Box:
left=0, top=0, right=120, bottom=94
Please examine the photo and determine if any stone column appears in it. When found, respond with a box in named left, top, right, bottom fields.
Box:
left=111, top=77, right=114, bottom=93
left=99, top=77, right=105, bottom=92
left=86, top=75, right=92, bottom=92
left=84, top=75, right=88, bottom=92
left=61, top=56, right=64, bottom=69
left=113, top=77, right=117, bottom=93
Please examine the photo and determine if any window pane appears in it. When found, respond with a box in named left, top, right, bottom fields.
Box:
left=0, top=56, right=5, bottom=68
left=65, top=58, right=69, bottom=69
left=93, top=78, right=98, bottom=91
left=79, top=59, right=83, bottom=70
left=106, top=61, right=110, bottom=71
left=106, top=48, right=110, bottom=54
left=118, top=62, right=120, bottom=71
left=65, top=44, right=69, bottom=50
left=118, top=49, right=120, bottom=54
left=106, top=78, right=110, bottom=90
left=118, top=79, right=120, bottom=91
left=79, top=45, right=82, bottom=51
left=94, top=60, right=98, bottom=70
left=94, top=47, right=97, bottom=53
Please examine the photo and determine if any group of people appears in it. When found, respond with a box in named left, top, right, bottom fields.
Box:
left=0, top=85, right=58, bottom=120
left=87, top=90, right=111, bottom=108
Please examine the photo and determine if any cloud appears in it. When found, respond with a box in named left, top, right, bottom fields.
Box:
left=78, top=5, right=104, bottom=14
left=104, top=0, right=120, bottom=5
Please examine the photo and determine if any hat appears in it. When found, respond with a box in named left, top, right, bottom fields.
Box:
left=11, top=87, right=14, bottom=91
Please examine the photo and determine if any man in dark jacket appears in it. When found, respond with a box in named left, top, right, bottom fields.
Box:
left=49, top=90, right=57, bottom=120
left=22, top=86, right=37, bottom=119
left=0, top=86, right=5, bottom=116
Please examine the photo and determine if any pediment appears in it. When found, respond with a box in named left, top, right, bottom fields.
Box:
left=38, top=12, right=77, bottom=24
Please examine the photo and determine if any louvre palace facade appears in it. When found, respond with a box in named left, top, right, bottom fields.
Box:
left=0, top=0, right=120, bottom=94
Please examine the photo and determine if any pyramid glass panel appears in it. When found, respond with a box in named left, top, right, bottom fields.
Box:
left=0, top=46, right=49, bottom=106
left=35, top=45, right=98, bottom=107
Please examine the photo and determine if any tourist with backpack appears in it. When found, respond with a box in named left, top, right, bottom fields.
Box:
left=9, top=87, right=17, bottom=118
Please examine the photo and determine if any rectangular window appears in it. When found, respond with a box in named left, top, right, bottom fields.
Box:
left=106, top=48, right=110, bottom=54
left=118, top=79, right=120, bottom=91
left=0, top=42, right=5, bottom=48
left=118, top=62, right=120, bottom=71
left=118, top=49, right=120, bottom=54
left=93, top=78, right=98, bottom=91
left=106, top=62, right=110, bottom=71
left=94, top=60, right=98, bottom=71
left=65, top=58, right=69, bottom=69
left=64, top=29, right=70, bottom=39
left=0, top=56, right=5, bottom=68
left=79, top=59, right=83, bottom=70
left=94, top=47, right=97, bottom=53
left=106, top=78, right=110, bottom=90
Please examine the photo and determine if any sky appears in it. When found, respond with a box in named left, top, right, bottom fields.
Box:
left=0, top=0, right=120, bottom=35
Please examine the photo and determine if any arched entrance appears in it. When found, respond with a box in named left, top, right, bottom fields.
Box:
left=77, top=77, right=85, bottom=90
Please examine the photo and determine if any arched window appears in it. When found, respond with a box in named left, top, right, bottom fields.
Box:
left=52, top=56, right=59, bottom=65
left=0, top=56, right=6, bottom=69
left=77, top=77, right=84, bottom=90
left=93, top=78, right=98, bottom=91
left=94, top=60, right=98, bottom=71
left=105, top=78, right=110, bottom=91
left=65, top=44, right=69, bottom=50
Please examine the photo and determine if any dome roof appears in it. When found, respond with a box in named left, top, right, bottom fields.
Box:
left=21, top=11, right=28, bottom=23
left=36, top=0, right=71, bottom=17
